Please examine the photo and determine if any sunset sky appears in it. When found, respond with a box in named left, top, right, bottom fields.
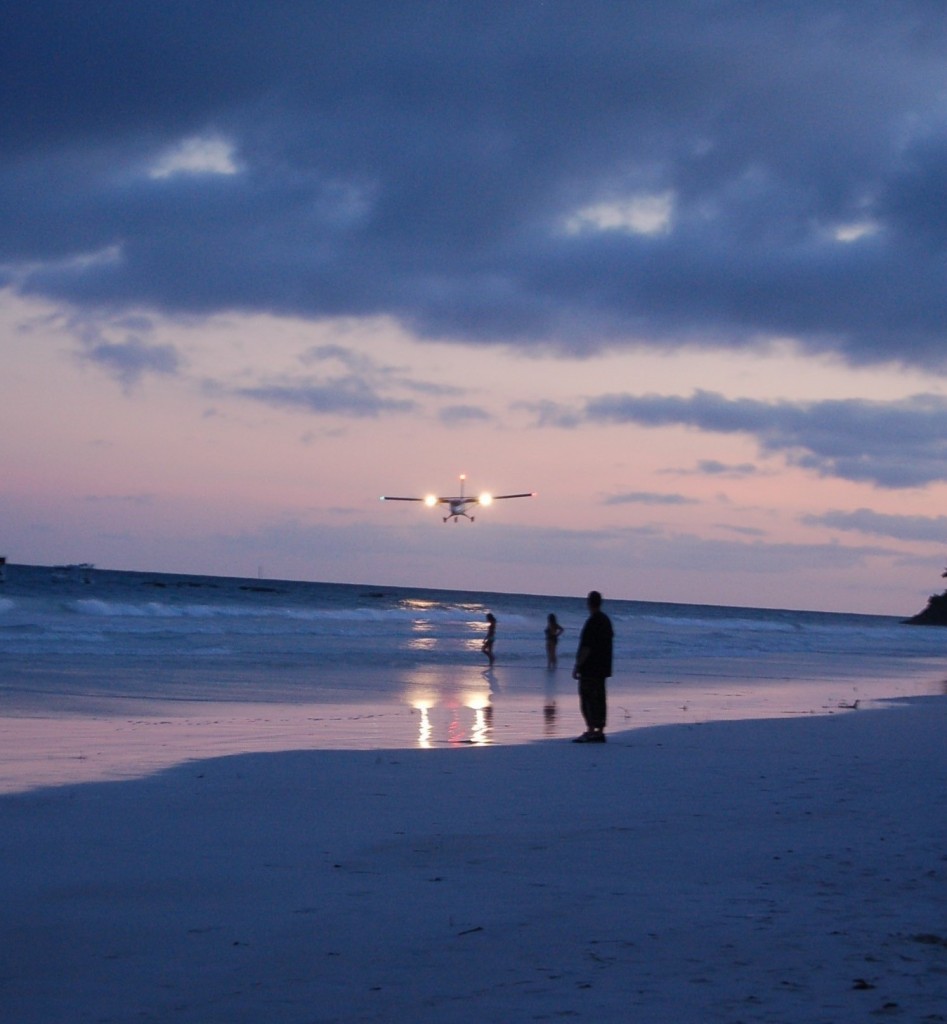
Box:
left=4, top=2, right=947, bottom=614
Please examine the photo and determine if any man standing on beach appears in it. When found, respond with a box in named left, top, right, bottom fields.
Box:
left=572, top=590, right=613, bottom=743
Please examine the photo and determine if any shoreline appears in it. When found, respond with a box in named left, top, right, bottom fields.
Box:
left=1, top=696, right=945, bottom=1022
left=0, top=658, right=944, bottom=793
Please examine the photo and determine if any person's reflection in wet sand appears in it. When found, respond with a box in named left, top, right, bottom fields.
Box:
left=544, top=669, right=558, bottom=735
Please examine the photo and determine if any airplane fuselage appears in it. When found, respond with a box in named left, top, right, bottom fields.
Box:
left=445, top=499, right=475, bottom=522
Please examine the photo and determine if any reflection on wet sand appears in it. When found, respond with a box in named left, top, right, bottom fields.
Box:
left=404, top=665, right=565, bottom=746
left=415, top=704, right=433, bottom=747
left=410, top=694, right=494, bottom=747
left=544, top=670, right=559, bottom=735
left=405, top=668, right=496, bottom=747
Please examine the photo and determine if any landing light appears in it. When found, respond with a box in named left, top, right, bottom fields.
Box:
left=478, top=492, right=493, bottom=506
left=424, top=494, right=438, bottom=507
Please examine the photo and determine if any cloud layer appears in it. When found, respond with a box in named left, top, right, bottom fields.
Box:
left=536, top=389, right=947, bottom=489
left=4, top=2, right=947, bottom=367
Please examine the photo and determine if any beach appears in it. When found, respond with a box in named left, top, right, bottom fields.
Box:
left=2, top=695, right=945, bottom=1023
left=2, top=565, right=946, bottom=1021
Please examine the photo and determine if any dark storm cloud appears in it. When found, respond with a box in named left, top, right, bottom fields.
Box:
left=563, top=390, right=947, bottom=489
left=4, top=3, right=947, bottom=367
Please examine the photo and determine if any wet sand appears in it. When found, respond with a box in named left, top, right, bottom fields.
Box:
left=1, top=688, right=945, bottom=1022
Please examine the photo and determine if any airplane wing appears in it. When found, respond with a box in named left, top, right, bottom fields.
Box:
left=380, top=495, right=465, bottom=505
left=380, top=492, right=534, bottom=502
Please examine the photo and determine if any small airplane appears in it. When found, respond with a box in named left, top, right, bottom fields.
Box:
left=380, top=474, right=535, bottom=523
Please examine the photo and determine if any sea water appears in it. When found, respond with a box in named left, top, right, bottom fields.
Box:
left=1, top=563, right=945, bottom=786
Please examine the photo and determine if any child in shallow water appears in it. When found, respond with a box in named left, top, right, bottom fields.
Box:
left=545, top=613, right=564, bottom=669
left=482, top=612, right=497, bottom=667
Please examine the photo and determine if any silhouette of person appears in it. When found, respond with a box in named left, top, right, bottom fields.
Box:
left=545, top=613, right=564, bottom=669
left=481, top=612, right=496, bottom=667
left=572, top=591, right=613, bottom=743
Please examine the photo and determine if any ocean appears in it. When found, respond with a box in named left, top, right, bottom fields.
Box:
left=1, top=562, right=945, bottom=787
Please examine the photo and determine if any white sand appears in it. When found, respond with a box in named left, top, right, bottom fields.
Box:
left=1, top=696, right=945, bottom=1022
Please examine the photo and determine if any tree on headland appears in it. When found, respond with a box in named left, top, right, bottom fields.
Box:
left=904, top=565, right=947, bottom=625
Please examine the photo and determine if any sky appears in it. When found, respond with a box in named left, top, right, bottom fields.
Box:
left=3, top=1, right=947, bottom=615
